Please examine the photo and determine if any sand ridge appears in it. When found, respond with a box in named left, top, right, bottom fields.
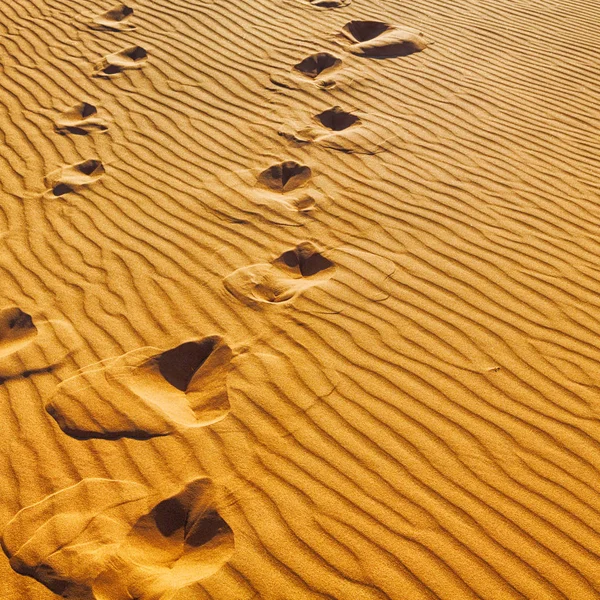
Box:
left=0, top=0, right=599, bottom=598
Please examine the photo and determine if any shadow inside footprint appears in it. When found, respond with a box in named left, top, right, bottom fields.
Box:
left=95, top=46, right=147, bottom=77
left=224, top=242, right=336, bottom=306
left=310, top=0, right=350, bottom=6
left=0, top=307, right=37, bottom=359
left=294, top=52, right=341, bottom=79
left=55, top=103, right=108, bottom=135
left=2, top=477, right=234, bottom=600
left=315, top=106, right=360, bottom=131
left=90, top=4, right=135, bottom=31
left=276, top=244, right=335, bottom=277
left=46, top=336, right=233, bottom=439
left=341, top=21, right=428, bottom=57
left=47, top=159, right=105, bottom=196
left=257, top=161, right=312, bottom=192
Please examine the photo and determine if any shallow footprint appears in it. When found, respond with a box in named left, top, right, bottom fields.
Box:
left=45, top=159, right=105, bottom=196
left=278, top=105, right=397, bottom=154
left=46, top=335, right=233, bottom=439
left=270, top=52, right=351, bottom=90
left=1, top=478, right=150, bottom=598
left=93, top=478, right=235, bottom=600
left=0, top=307, right=77, bottom=380
left=251, top=160, right=321, bottom=217
left=195, top=160, right=323, bottom=226
left=224, top=244, right=395, bottom=310
left=340, top=21, right=428, bottom=58
left=94, top=46, right=147, bottom=77
left=90, top=4, right=135, bottom=31
left=54, top=102, right=108, bottom=136
left=224, top=242, right=336, bottom=306
left=0, top=307, right=37, bottom=360
left=1, top=477, right=233, bottom=600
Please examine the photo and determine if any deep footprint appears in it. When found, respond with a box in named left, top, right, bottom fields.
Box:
left=305, top=0, right=350, bottom=7
left=54, top=102, right=108, bottom=135
left=294, top=52, right=341, bottom=79
left=341, top=21, right=428, bottom=57
left=0, top=307, right=37, bottom=359
left=94, top=46, right=147, bottom=77
left=224, top=242, right=335, bottom=306
left=93, top=478, right=235, bottom=600
left=1, top=477, right=233, bottom=600
left=257, top=161, right=312, bottom=193
left=90, top=4, right=135, bottom=31
left=45, top=159, right=105, bottom=196
left=46, top=336, right=233, bottom=439
left=315, top=106, right=361, bottom=131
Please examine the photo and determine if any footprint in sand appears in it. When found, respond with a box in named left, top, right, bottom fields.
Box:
left=224, top=243, right=395, bottom=310
left=0, top=307, right=37, bottom=360
left=258, top=160, right=312, bottom=193
left=250, top=160, right=323, bottom=221
left=270, top=52, right=351, bottom=90
left=45, top=159, right=105, bottom=196
left=224, top=242, right=336, bottom=306
left=93, top=46, right=147, bottom=77
left=1, top=477, right=234, bottom=600
left=94, top=478, right=234, bottom=600
left=339, top=21, right=428, bottom=58
left=46, top=335, right=233, bottom=439
left=306, top=0, right=350, bottom=6
left=199, top=159, right=324, bottom=226
left=278, top=105, right=398, bottom=154
left=90, top=4, right=135, bottom=31
left=54, top=102, right=108, bottom=136
left=0, top=307, right=76, bottom=381
left=294, top=52, right=341, bottom=85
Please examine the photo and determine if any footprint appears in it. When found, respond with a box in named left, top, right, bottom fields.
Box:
left=278, top=105, right=397, bottom=154
left=270, top=52, right=350, bottom=90
left=307, top=0, right=350, bottom=6
left=250, top=160, right=321, bottom=221
left=0, top=307, right=37, bottom=360
left=257, top=160, right=312, bottom=193
left=340, top=21, right=428, bottom=58
left=0, top=307, right=76, bottom=380
left=294, top=52, right=341, bottom=79
left=1, top=477, right=233, bottom=600
left=44, top=159, right=105, bottom=196
left=54, top=102, right=108, bottom=136
left=315, top=106, right=361, bottom=131
left=94, top=46, right=147, bottom=77
left=224, top=244, right=395, bottom=310
left=93, top=478, right=234, bottom=600
left=224, top=242, right=336, bottom=306
left=1, top=478, right=149, bottom=598
left=46, top=335, right=233, bottom=439
left=90, top=4, right=135, bottom=31
left=195, top=161, right=323, bottom=226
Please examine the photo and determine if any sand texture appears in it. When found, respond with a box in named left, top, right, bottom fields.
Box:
left=0, top=0, right=600, bottom=598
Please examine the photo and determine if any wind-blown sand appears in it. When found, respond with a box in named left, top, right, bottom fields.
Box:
left=0, top=0, right=600, bottom=598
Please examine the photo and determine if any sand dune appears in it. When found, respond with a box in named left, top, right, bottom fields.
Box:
left=1, top=0, right=600, bottom=598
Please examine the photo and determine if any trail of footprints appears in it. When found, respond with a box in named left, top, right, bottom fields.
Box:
left=2, top=1, right=429, bottom=598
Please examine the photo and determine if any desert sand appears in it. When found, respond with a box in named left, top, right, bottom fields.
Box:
left=0, top=0, right=599, bottom=598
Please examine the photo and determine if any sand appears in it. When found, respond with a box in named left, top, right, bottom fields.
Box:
left=0, top=0, right=599, bottom=598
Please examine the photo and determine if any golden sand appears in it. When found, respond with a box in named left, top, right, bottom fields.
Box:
left=0, top=0, right=599, bottom=598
